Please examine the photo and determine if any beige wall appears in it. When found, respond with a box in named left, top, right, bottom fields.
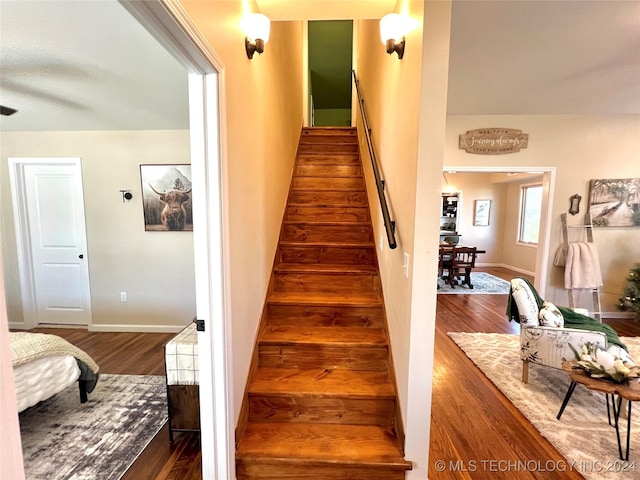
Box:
left=441, top=172, right=508, bottom=265
left=1, top=130, right=196, bottom=330
left=180, top=1, right=304, bottom=421
left=355, top=1, right=424, bottom=419
left=357, top=2, right=452, bottom=476
left=445, top=115, right=640, bottom=315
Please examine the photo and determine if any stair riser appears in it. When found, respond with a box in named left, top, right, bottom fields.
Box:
left=282, top=224, right=371, bottom=243
left=285, top=207, right=370, bottom=223
left=237, top=463, right=406, bottom=480
left=259, top=345, right=389, bottom=370
left=279, top=246, right=376, bottom=265
left=299, top=144, right=358, bottom=154
left=248, top=396, right=395, bottom=425
left=288, top=191, right=368, bottom=206
left=266, top=305, right=384, bottom=328
left=291, top=177, right=364, bottom=191
left=296, top=154, right=360, bottom=165
left=294, top=165, right=362, bottom=177
left=299, top=135, right=358, bottom=145
left=273, top=272, right=380, bottom=295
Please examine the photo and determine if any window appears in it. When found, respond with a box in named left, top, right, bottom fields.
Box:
left=519, top=184, right=543, bottom=244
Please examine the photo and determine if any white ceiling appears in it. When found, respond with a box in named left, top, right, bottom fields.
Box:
left=0, top=0, right=638, bottom=132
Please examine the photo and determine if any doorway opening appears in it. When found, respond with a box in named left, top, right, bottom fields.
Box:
left=308, top=20, right=353, bottom=126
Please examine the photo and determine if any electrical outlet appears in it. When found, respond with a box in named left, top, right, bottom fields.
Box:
left=120, top=292, right=127, bottom=302
left=402, top=253, right=410, bottom=279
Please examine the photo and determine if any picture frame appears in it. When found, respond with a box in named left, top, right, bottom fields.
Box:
left=140, top=164, right=192, bottom=231
left=568, top=194, right=582, bottom=215
left=588, top=178, right=640, bottom=227
left=473, top=199, right=491, bottom=226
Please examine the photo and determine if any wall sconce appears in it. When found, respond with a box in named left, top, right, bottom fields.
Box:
left=380, top=13, right=406, bottom=59
left=120, top=190, right=133, bottom=202
left=241, top=13, right=271, bottom=59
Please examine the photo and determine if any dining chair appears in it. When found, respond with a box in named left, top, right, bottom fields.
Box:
left=448, top=247, right=477, bottom=288
left=438, top=245, right=455, bottom=286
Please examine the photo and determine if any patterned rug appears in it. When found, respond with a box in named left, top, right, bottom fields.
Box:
left=437, top=271, right=510, bottom=294
left=20, top=374, right=167, bottom=480
left=447, top=332, right=640, bottom=480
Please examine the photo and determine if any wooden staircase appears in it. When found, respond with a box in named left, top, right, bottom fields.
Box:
left=235, top=127, right=412, bottom=479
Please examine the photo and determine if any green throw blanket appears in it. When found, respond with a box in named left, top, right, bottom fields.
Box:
left=506, top=277, right=627, bottom=351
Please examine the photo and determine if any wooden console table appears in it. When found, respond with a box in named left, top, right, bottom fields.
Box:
left=557, top=362, right=640, bottom=460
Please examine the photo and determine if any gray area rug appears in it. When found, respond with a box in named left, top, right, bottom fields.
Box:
left=437, top=271, right=510, bottom=294
left=20, top=374, right=167, bottom=480
left=447, top=332, right=640, bottom=480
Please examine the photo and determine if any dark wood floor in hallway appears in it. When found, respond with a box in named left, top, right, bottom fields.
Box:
left=32, top=267, right=640, bottom=479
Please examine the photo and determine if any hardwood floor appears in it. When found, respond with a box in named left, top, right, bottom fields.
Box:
left=29, top=327, right=201, bottom=480
left=29, top=266, right=640, bottom=479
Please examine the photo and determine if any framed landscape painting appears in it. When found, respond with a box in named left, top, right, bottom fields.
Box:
left=140, top=164, right=192, bottom=231
left=588, top=178, right=640, bottom=227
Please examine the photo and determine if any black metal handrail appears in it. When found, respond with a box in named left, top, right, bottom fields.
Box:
left=352, top=70, right=397, bottom=249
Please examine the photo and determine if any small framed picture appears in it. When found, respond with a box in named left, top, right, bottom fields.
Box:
left=474, top=199, right=491, bottom=226
left=140, top=164, right=192, bottom=231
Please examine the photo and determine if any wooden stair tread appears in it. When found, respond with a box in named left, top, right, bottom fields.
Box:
left=296, top=155, right=359, bottom=162
left=236, top=423, right=410, bottom=469
left=248, top=367, right=394, bottom=397
left=268, top=292, right=382, bottom=307
left=290, top=186, right=365, bottom=192
left=283, top=221, right=370, bottom=227
left=274, top=263, right=378, bottom=274
left=261, top=325, right=387, bottom=345
left=279, top=241, right=374, bottom=248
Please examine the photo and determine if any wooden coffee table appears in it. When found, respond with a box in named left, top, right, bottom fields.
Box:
left=557, top=362, right=640, bottom=460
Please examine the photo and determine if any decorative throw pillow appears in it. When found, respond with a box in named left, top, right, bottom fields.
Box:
left=510, top=278, right=539, bottom=327
left=539, top=301, right=564, bottom=327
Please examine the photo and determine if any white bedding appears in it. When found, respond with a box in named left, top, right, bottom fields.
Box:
left=14, top=355, right=80, bottom=412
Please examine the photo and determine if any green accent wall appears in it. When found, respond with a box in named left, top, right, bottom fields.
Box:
left=308, top=20, right=353, bottom=126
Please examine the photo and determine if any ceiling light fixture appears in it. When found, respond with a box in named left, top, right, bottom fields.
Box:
left=241, top=13, right=270, bottom=59
left=380, top=13, right=407, bottom=59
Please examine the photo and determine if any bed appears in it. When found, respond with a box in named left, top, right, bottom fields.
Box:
left=10, top=332, right=100, bottom=412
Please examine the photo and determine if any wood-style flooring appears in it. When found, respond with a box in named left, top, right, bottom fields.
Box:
left=30, top=266, right=640, bottom=479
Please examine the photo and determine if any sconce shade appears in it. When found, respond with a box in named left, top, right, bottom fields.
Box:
left=380, top=13, right=406, bottom=59
left=242, top=13, right=270, bottom=58
left=380, top=14, right=403, bottom=43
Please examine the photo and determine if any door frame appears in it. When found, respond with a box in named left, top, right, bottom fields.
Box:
left=441, top=165, right=556, bottom=297
left=120, top=0, right=233, bottom=477
left=8, top=157, right=92, bottom=330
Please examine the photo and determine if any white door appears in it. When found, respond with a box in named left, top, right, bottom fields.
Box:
left=10, top=159, right=92, bottom=326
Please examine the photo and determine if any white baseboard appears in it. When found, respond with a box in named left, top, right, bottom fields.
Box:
left=9, top=322, right=188, bottom=333
left=475, top=262, right=535, bottom=277
left=88, top=323, right=189, bottom=333
left=603, top=312, right=637, bottom=320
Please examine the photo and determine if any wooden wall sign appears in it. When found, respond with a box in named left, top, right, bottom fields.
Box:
left=459, top=128, right=529, bottom=155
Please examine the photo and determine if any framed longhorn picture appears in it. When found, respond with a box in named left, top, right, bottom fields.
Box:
left=140, top=164, right=192, bottom=231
